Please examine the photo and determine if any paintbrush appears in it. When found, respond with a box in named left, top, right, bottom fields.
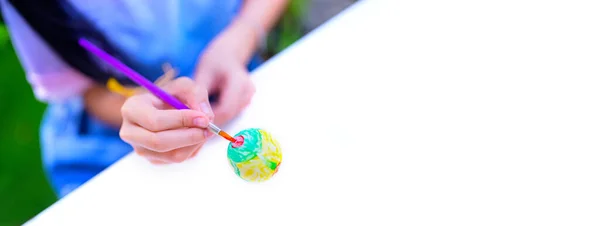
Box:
left=78, top=38, right=237, bottom=143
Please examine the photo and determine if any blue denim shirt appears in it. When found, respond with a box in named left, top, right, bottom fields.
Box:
left=40, top=0, right=261, bottom=197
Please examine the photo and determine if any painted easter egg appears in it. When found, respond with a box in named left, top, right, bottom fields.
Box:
left=227, top=128, right=282, bottom=182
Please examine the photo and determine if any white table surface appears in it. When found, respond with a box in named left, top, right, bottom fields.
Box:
left=25, top=0, right=600, bottom=225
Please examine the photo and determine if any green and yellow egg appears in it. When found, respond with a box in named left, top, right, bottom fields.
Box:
left=227, top=128, right=282, bottom=182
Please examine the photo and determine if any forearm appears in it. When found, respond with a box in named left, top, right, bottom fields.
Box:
left=237, top=0, right=290, bottom=36
left=83, top=85, right=127, bottom=129
left=227, top=0, right=289, bottom=60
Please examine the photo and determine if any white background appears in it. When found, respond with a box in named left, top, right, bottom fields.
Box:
left=26, top=0, right=600, bottom=225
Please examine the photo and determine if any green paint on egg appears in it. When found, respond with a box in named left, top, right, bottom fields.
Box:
left=227, top=128, right=262, bottom=163
left=266, top=160, right=278, bottom=170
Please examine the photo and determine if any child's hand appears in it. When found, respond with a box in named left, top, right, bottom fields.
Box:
left=119, top=77, right=215, bottom=164
left=194, top=19, right=258, bottom=126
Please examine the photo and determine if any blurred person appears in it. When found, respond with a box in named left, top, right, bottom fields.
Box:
left=0, top=0, right=288, bottom=197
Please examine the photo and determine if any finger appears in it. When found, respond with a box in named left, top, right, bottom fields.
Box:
left=195, top=68, right=219, bottom=96
left=150, top=160, right=169, bottom=165
left=132, top=108, right=210, bottom=132
left=160, top=77, right=214, bottom=120
left=189, top=148, right=202, bottom=159
left=134, top=146, right=198, bottom=163
left=241, top=78, right=256, bottom=108
left=120, top=124, right=207, bottom=152
left=122, top=93, right=210, bottom=131
left=134, top=148, right=170, bottom=165
left=212, top=70, right=249, bottom=125
left=121, top=94, right=154, bottom=120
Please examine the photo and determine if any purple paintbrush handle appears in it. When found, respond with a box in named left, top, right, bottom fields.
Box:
left=78, top=38, right=189, bottom=110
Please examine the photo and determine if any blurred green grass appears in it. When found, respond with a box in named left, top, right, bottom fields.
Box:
left=0, top=25, right=57, bottom=226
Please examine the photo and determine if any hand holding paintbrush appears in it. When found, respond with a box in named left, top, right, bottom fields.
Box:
left=119, top=77, right=215, bottom=164
left=79, top=38, right=239, bottom=164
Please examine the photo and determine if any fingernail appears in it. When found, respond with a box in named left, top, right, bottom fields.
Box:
left=200, top=102, right=214, bottom=118
left=204, top=130, right=211, bottom=139
left=194, top=117, right=208, bottom=127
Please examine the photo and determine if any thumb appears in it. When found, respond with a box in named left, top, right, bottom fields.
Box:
left=213, top=68, right=250, bottom=125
